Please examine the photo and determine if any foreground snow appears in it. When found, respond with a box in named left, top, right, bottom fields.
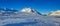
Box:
left=0, top=12, right=60, bottom=26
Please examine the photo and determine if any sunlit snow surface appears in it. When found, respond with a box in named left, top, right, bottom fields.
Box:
left=0, top=12, right=60, bottom=26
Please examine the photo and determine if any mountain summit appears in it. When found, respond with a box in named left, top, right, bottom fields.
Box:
left=21, top=8, right=41, bottom=15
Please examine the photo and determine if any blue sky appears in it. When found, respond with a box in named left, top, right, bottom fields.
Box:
left=0, top=0, right=60, bottom=14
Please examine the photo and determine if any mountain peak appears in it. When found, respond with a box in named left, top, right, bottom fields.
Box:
left=21, top=8, right=33, bottom=13
left=21, top=8, right=41, bottom=15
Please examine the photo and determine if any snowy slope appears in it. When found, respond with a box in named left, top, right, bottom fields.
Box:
left=0, top=12, right=60, bottom=26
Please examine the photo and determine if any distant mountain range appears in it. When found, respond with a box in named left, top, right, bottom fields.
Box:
left=0, top=8, right=60, bottom=17
left=0, top=8, right=41, bottom=16
left=0, top=8, right=18, bottom=16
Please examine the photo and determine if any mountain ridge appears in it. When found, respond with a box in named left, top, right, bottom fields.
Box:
left=0, top=8, right=41, bottom=16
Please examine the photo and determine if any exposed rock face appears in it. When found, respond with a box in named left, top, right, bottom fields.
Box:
left=48, top=10, right=60, bottom=16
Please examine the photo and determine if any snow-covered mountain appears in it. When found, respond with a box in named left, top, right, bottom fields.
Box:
left=0, top=8, right=41, bottom=16
left=48, top=10, right=60, bottom=17
left=21, top=8, right=41, bottom=15
left=0, top=8, right=18, bottom=16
